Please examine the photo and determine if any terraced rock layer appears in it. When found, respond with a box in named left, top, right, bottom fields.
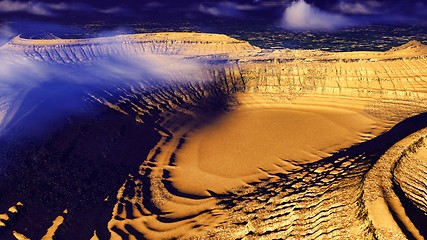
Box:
left=3, top=32, right=258, bottom=63
left=0, top=33, right=426, bottom=239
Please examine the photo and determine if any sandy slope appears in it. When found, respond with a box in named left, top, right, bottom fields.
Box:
left=1, top=33, right=427, bottom=239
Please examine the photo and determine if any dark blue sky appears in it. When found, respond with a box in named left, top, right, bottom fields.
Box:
left=0, top=0, right=426, bottom=36
left=1, top=0, right=426, bottom=21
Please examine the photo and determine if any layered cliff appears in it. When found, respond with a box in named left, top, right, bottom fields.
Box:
left=2, top=32, right=259, bottom=63
left=0, top=33, right=427, bottom=240
left=2, top=32, right=427, bottom=102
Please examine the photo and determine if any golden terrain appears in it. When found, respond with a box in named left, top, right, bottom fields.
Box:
left=1, top=32, right=427, bottom=239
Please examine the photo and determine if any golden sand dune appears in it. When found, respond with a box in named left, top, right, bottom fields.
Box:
left=0, top=33, right=427, bottom=239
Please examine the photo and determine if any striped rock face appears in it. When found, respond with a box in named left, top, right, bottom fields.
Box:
left=0, top=33, right=427, bottom=239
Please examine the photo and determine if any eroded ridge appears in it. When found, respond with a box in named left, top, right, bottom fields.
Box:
left=0, top=33, right=427, bottom=239
left=363, top=128, right=427, bottom=240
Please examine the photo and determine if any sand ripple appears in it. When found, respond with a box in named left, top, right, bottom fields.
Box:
left=1, top=34, right=427, bottom=239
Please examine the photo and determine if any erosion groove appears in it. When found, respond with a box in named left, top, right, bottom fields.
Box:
left=0, top=33, right=427, bottom=239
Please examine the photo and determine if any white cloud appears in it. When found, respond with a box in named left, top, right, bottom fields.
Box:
left=0, top=0, right=53, bottom=16
left=0, top=43, right=209, bottom=134
left=145, top=1, right=163, bottom=8
left=335, top=2, right=374, bottom=15
left=98, top=6, right=128, bottom=14
left=0, top=24, right=18, bottom=46
left=281, top=0, right=356, bottom=31
left=0, top=24, right=16, bottom=38
left=198, top=1, right=259, bottom=18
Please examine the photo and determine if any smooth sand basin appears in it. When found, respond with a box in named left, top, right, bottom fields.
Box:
left=172, top=94, right=387, bottom=196
left=2, top=33, right=427, bottom=239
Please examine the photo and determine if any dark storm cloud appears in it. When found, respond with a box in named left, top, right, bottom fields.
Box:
left=333, top=0, right=427, bottom=26
left=309, top=0, right=427, bottom=19
left=0, top=0, right=54, bottom=16
left=0, top=0, right=426, bottom=32
left=1, top=0, right=426, bottom=21
left=0, top=0, right=130, bottom=16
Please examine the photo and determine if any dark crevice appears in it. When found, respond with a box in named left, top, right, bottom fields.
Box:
left=392, top=182, right=427, bottom=238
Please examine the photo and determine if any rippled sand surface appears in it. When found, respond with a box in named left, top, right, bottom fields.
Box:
left=0, top=33, right=427, bottom=239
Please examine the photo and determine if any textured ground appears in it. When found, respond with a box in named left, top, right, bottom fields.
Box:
left=0, top=33, right=426, bottom=239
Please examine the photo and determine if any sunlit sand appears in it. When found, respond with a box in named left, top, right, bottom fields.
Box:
left=172, top=93, right=387, bottom=196
left=1, top=33, right=427, bottom=239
